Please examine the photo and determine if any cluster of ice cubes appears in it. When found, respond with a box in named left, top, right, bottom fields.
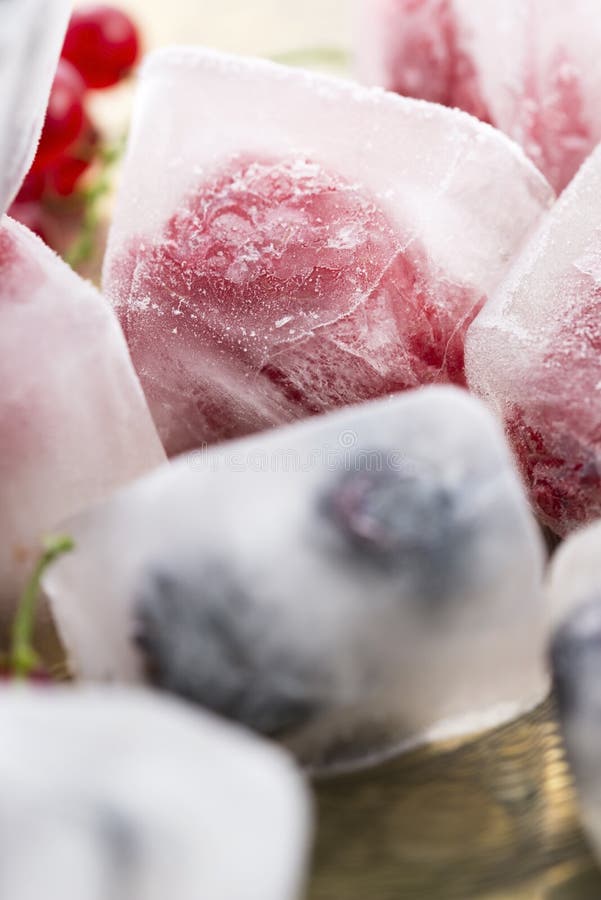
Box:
left=357, top=0, right=601, bottom=192
left=102, top=47, right=552, bottom=454
left=9, top=5, right=601, bottom=893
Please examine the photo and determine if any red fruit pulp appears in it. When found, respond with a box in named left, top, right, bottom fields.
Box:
left=62, top=4, right=141, bottom=89
left=383, top=0, right=491, bottom=123
left=505, top=295, right=601, bottom=535
left=111, top=155, right=484, bottom=454
left=31, top=59, right=86, bottom=172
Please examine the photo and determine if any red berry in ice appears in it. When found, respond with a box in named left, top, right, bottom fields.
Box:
left=62, top=5, right=141, bottom=89
left=32, top=59, right=86, bottom=172
left=111, top=155, right=484, bottom=453
left=383, top=0, right=491, bottom=123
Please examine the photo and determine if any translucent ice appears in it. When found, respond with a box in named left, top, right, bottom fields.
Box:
left=0, top=0, right=72, bottom=213
left=103, top=47, right=553, bottom=455
left=0, top=2, right=165, bottom=606
left=548, top=523, right=601, bottom=863
left=0, top=686, right=310, bottom=900
left=466, top=143, right=601, bottom=537
left=45, top=387, right=547, bottom=772
left=0, top=218, right=165, bottom=606
left=357, top=0, right=601, bottom=192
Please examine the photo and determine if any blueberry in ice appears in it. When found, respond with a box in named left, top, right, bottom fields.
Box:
left=134, top=563, right=324, bottom=737
left=320, top=455, right=474, bottom=602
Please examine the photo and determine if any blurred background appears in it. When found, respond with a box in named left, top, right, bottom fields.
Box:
left=79, top=0, right=352, bottom=139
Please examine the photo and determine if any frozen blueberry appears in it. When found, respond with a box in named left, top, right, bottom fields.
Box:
left=134, top=563, right=324, bottom=737
left=319, top=455, right=474, bottom=602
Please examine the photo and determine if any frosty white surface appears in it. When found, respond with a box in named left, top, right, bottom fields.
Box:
left=466, top=142, right=601, bottom=537
left=0, top=217, right=165, bottom=607
left=548, top=523, right=601, bottom=863
left=107, top=46, right=550, bottom=290
left=0, top=686, right=310, bottom=900
left=0, top=0, right=72, bottom=214
left=547, top=521, right=601, bottom=629
left=46, top=386, right=547, bottom=771
left=102, top=47, right=553, bottom=452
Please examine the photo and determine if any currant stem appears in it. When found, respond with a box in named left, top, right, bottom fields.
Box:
left=63, top=134, right=126, bottom=270
left=10, top=535, right=75, bottom=679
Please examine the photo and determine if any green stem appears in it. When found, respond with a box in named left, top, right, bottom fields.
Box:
left=10, top=535, right=74, bottom=679
left=63, top=134, right=127, bottom=271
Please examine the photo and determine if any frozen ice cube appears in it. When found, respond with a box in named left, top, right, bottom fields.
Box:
left=0, top=216, right=165, bottom=607
left=357, top=0, right=601, bottom=192
left=0, top=686, right=310, bottom=900
left=466, top=142, right=601, bottom=537
left=103, top=47, right=553, bottom=455
left=45, top=386, right=547, bottom=772
left=548, top=523, right=601, bottom=863
left=0, top=0, right=72, bottom=214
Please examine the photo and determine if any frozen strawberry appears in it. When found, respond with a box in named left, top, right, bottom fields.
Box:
left=466, top=142, right=601, bottom=536
left=358, top=0, right=600, bottom=192
left=104, top=48, right=552, bottom=454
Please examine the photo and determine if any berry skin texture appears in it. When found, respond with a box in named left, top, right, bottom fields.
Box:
left=31, top=59, right=86, bottom=172
left=62, top=5, right=141, bottom=89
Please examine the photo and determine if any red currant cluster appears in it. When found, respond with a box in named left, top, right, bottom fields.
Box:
left=9, top=4, right=140, bottom=253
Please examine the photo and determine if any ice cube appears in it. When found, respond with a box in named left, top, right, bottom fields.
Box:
left=0, top=686, right=310, bottom=900
left=357, top=0, right=601, bottom=192
left=0, top=0, right=72, bottom=214
left=548, top=523, right=601, bottom=863
left=45, top=386, right=547, bottom=772
left=466, top=142, right=601, bottom=537
left=103, top=47, right=553, bottom=455
left=0, top=216, right=165, bottom=607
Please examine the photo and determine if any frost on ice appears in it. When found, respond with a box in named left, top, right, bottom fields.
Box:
left=0, top=219, right=165, bottom=606
left=466, top=143, right=601, bottom=537
left=46, top=387, right=547, bottom=771
left=548, top=522, right=601, bottom=864
left=0, top=687, right=310, bottom=900
left=357, top=0, right=601, bottom=192
left=103, top=47, right=553, bottom=454
left=0, top=0, right=165, bottom=606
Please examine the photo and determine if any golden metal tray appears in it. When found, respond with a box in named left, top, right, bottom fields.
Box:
left=309, top=700, right=601, bottom=899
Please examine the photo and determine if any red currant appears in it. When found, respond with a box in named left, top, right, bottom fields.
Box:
left=31, top=59, right=86, bottom=172
left=61, top=5, right=141, bottom=89
left=13, top=170, right=46, bottom=203
left=45, top=118, right=99, bottom=196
